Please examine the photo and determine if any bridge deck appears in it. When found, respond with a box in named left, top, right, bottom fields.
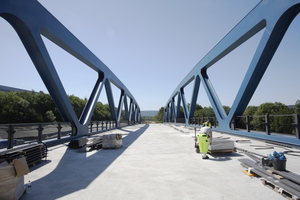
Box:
left=21, top=124, right=298, bottom=200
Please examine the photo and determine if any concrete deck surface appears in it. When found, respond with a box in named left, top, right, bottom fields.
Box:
left=21, top=124, right=299, bottom=200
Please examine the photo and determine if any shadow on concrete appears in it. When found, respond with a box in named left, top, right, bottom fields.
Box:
left=29, top=160, right=52, bottom=171
left=209, top=152, right=243, bottom=162
left=22, top=124, right=149, bottom=200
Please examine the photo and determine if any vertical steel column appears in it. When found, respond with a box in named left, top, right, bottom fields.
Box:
left=246, top=116, right=250, bottom=132
left=96, top=121, right=99, bottom=131
left=6, top=125, right=15, bottom=149
left=37, top=123, right=44, bottom=142
left=90, top=123, right=93, bottom=133
left=57, top=123, right=62, bottom=139
left=231, top=118, right=236, bottom=130
left=294, top=114, right=300, bottom=139
left=71, top=123, right=76, bottom=136
left=265, top=114, right=270, bottom=135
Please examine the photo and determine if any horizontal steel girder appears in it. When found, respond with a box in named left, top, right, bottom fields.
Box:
left=0, top=0, right=140, bottom=135
left=164, top=0, right=300, bottom=145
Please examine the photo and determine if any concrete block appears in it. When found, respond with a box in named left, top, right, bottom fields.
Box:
left=209, top=138, right=235, bottom=151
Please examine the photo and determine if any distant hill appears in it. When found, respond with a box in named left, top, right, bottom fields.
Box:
left=141, top=110, right=158, bottom=117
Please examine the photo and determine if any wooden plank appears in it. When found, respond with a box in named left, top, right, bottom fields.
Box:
left=266, top=170, right=284, bottom=179
left=208, top=149, right=235, bottom=154
left=263, top=166, right=300, bottom=185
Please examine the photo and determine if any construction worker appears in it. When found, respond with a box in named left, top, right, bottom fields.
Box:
left=203, top=120, right=212, bottom=128
left=197, top=126, right=212, bottom=159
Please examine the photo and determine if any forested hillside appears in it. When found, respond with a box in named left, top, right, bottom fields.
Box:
left=154, top=101, right=300, bottom=135
left=0, top=91, right=112, bottom=124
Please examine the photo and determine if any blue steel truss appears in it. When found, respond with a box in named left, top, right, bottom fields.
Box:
left=0, top=0, right=140, bottom=135
left=164, top=0, right=300, bottom=146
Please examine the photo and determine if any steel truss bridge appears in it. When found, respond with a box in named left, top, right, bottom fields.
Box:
left=164, top=0, right=300, bottom=147
left=0, top=0, right=141, bottom=136
left=1, top=0, right=300, bottom=147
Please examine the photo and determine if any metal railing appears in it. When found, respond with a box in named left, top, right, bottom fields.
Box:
left=0, top=120, right=129, bottom=149
left=230, top=114, right=300, bottom=139
left=175, top=114, right=300, bottom=139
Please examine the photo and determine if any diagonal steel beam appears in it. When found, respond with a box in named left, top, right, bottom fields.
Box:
left=164, top=0, right=300, bottom=144
left=0, top=0, right=140, bottom=135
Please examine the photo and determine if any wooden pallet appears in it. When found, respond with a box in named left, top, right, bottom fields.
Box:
left=261, top=178, right=300, bottom=200
left=102, top=145, right=122, bottom=149
left=208, top=148, right=236, bottom=154
left=239, top=158, right=300, bottom=200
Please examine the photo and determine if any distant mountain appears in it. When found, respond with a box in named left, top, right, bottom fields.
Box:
left=141, top=110, right=158, bottom=117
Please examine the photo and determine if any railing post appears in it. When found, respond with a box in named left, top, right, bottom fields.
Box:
left=213, top=117, right=216, bottom=128
left=231, top=118, right=236, bottom=130
left=96, top=121, right=99, bottom=131
left=6, top=125, right=15, bottom=149
left=246, top=116, right=250, bottom=132
left=101, top=121, right=104, bottom=130
left=90, top=122, right=93, bottom=133
left=293, top=114, right=300, bottom=139
left=37, top=123, right=44, bottom=142
left=57, top=123, right=62, bottom=139
left=265, top=114, right=271, bottom=135
left=71, top=123, right=76, bottom=136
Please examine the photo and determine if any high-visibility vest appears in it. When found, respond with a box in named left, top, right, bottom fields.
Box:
left=203, top=122, right=212, bottom=128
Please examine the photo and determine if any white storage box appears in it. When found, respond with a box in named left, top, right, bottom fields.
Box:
left=0, top=161, right=25, bottom=200
left=102, top=134, right=122, bottom=149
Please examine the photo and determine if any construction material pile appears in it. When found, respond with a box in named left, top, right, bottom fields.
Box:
left=68, top=133, right=122, bottom=150
left=239, top=151, right=300, bottom=200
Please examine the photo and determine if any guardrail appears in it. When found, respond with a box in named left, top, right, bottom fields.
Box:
left=169, top=114, right=300, bottom=139
left=0, top=121, right=129, bottom=149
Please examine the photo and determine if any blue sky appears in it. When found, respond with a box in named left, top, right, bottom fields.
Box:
left=0, top=0, right=299, bottom=111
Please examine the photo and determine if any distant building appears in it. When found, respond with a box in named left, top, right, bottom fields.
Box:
left=0, top=85, right=35, bottom=93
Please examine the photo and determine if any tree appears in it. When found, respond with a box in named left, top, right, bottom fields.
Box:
left=243, top=106, right=258, bottom=116
left=234, top=105, right=257, bottom=129
left=32, top=91, right=58, bottom=122
left=46, top=110, right=56, bottom=121
left=272, top=102, right=294, bottom=134
left=0, top=92, right=22, bottom=123
left=295, top=100, right=300, bottom=114
left=251, top=102, right=294, bottom=134
left=155, top=107, right=165, bottom=123
left=92, top=102, right=111, bottom=121
left=69, top=95, right=87, bottom=119
left=223, top=106, right=231, bottom=115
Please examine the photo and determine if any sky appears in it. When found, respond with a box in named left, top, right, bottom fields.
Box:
left=0, top=0, right=299, bottom=111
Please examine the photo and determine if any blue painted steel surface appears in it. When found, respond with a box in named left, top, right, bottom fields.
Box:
left=164, top=0, right=300, bottom=145
left=0, top=0, right=140, bottom=135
